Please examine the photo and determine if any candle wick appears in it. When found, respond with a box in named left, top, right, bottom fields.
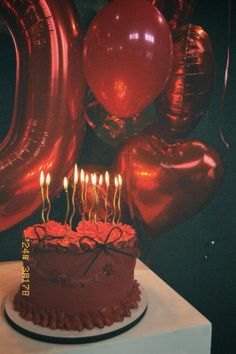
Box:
left=94, top=184, right=98, bottom=224
left=117, top=186, right=121, bottom=224
left=46, top=185, right=51, bottom=223
left=112, top=187, right=118, bottom=225
left=64, top=188, right=70, bottom=236
left=41, top=187, right=46, bottom=223
left=88, top=184, right=96, bottom=222
left=84, top=182, right=88, bottom=222
left=105, top=185, right=109, bottom=224
left=81, top=181, right=85, bottom=222
left=69, top=184, right=76, bottom=229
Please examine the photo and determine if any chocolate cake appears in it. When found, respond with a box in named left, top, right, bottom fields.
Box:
left=13, top=220, right=141, bottom=331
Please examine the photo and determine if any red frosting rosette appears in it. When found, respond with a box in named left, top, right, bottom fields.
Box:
left=76, top=221, right=136, bottom=249
left=23, top=220, right=78, bottom=247
left=23, top=220, right=136, bottom=250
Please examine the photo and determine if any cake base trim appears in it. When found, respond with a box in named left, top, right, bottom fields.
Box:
left=5, top=284, right=147, bottom=344
left=13, top=281, right=141, bottom=331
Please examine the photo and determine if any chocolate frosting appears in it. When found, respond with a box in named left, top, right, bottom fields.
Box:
left=14, top=220, right=141, bottom=331
left=14, top=281, right=141, bottom=331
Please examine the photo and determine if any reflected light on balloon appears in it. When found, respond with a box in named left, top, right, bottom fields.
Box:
left=116, top=134, right=223, bottom=236
left=83, top=0, right=173, bottom=117
left=0, top=0, right=85, bottom=232
left=155, top=24, right=215, bottom=142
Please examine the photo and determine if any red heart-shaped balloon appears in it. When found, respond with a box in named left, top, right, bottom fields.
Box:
left=116, top=134, right=223, bottom=236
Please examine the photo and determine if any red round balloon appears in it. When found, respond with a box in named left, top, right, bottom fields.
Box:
left=0, top=0, right=85, bottom=231
left=117, top=134, right=223, bottom=236
left=83, top=0, right=173, bottom=117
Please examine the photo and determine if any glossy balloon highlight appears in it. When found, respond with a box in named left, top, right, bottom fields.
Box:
left=117, top=134, right=223, bottom=236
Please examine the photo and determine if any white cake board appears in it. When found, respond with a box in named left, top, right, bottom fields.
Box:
left=4, top=286, right=147, bottom=344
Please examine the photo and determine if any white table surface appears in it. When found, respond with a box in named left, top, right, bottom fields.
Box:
left=0, top=260, right=211, bottom=354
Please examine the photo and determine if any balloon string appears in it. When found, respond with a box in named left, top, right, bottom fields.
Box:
left=218, top=0, right=231, bottom=150
left=219, top=128, right=230, bottom=150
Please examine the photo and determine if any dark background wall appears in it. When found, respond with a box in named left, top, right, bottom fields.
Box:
left=0, top=1, right=235, bottom=354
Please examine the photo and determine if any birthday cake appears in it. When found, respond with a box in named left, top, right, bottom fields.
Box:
left=13, top=220, right=141, bottom=331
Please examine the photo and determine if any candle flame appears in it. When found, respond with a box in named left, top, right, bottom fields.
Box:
left=118, top=174, right=122, bottom=186
left=40, top=171, right=45, bottom=187
left=114, top=176, right=118, bottom=188
left=92, top=173, right=97, bottom=186
left=63, top=177, right=68, bottom=190
left=99, top=174, right=103, bottom=186
left=74, top=164, right=79, bottom=184
left=85, top=174, right=89, bottom=183
left=46, top=173, right=51, bottom=186
left=105, top=171, right=110, bottom=186
left=80, top=169, right=85, bottom=183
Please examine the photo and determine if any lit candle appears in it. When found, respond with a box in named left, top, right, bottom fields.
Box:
left=105, top=171, right=110, bottom=224
left=117, top=174, right=122, bottom=223
left=112, top=176, right=118, bottom=224
left=45, top=173, right=51, bottom=222
left=40, top=171, right=46, bottom=223
left=63, top=177, right=70, bottom=236
left=89, top=173, right=97, bottom=222
left=69, top=164, right=78, bottom=229
left=93, top=173, right=98, bottom=223
left=84, top=174, right=89, bottom=221
left=99, top=174, right=103, bottom=186
left=97, top=174, right=103, bottom=221
left=80, top=169, right=85, bottom=221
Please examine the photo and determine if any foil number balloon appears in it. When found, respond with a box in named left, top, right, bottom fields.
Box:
left=0, top=0, right=85, bottom=232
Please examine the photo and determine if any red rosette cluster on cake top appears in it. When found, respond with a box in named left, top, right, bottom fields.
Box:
left=23, top=220, right=138, bottom=252
left=23, top=220, right=78, bottom=248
